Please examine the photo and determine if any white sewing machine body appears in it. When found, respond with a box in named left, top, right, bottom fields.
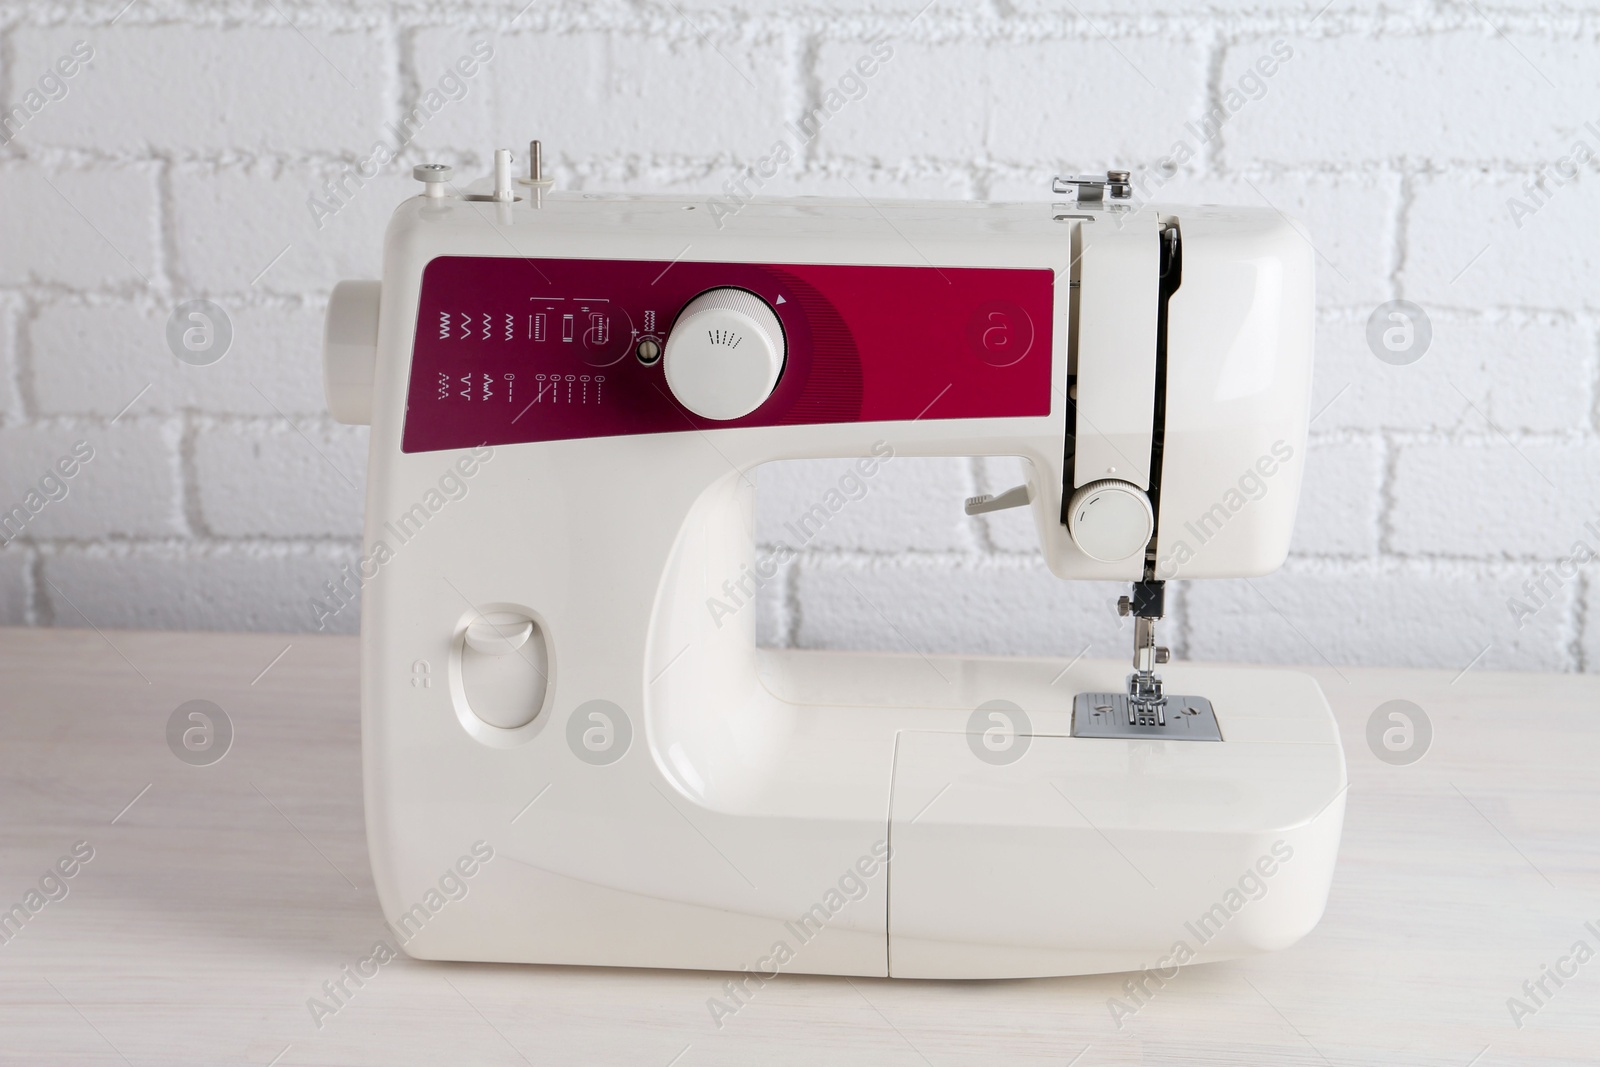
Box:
left=322, top=161, right=1345, bottom=979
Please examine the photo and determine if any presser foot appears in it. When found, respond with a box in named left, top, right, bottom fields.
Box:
left=1069, top=581, right=1221, bottom=740
left=1127, top=653, right=1168, bottom=726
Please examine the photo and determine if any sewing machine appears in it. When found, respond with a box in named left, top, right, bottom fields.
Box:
left=321, top=146, right=1345, bottom=980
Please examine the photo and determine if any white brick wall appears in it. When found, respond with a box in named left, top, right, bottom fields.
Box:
left=2, top=1, right=1598, bottom=674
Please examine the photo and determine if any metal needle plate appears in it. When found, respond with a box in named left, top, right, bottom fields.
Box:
left=1071, top=693, right=1223, bottom=741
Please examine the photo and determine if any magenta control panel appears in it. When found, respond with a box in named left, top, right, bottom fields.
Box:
left=401, top=256, right=1054, bottom=454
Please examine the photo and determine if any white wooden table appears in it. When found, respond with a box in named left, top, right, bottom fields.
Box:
left=1, top=626, right=1596, bottom=1065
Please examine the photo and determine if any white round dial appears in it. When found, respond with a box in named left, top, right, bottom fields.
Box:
left=1067, top=479, right=1154, bottom=563
left=663, top=287, right=785, bottom=420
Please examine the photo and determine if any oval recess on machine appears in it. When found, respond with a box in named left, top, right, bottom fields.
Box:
left=460, top=610, right=549, bottom=730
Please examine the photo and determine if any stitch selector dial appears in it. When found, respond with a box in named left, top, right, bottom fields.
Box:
left=662, top=287, right=785, bottom=420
